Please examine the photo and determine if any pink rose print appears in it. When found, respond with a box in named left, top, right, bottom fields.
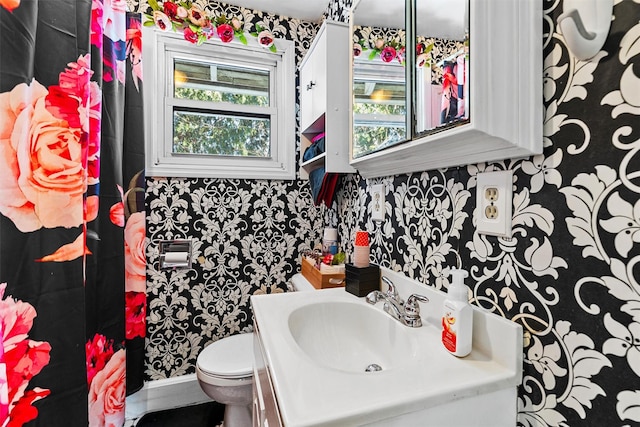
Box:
left=88, top=348, right=125, bottom=427
left=0, top=283, right=51, bottom=426
left=86, top=334, right=115, bottom=387
left=0, top=55, right=101, bottom=233
left=124, top=212, right=146, bottom=293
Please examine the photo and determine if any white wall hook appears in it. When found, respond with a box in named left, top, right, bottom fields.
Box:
left=557, top=0, right=613, bottom=60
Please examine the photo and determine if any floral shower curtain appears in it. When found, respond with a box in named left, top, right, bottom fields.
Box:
left=0, top=0, right=145, bottom=425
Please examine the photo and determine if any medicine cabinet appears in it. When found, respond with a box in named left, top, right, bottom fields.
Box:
left=349, top=0, right=542, bottom=178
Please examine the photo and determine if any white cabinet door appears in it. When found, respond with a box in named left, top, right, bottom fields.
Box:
left=300, top=31, right=327, bottom=131
left=299, top=20, right=354, bottom=179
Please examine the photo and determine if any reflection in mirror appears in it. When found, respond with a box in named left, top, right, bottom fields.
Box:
left=415, top=0, right=469, bottom=135
left=350, top=0, right=469, bottom=158
left=351, top=0, right=407, bottom=158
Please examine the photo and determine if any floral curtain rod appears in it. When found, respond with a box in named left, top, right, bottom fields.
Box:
left=146, top=0, right=276, bottom=50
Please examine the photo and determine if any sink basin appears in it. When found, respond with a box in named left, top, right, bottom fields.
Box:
left=287, top=301, right=418, bottom=373
left=251, top=276, right=523, bottom=427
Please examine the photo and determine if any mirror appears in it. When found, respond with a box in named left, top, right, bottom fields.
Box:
left=350, top=0, right=469, bottom=158
left=349, top=0, right=542, bottom=178
left=351, top=1, right=408, bottom=158
left=414, top=0, right=468, bottom=135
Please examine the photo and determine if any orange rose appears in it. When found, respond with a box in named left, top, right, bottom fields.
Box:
left=124, top=212, right=146, bottom=293
left=88, top=349, right=125, bottom=427
left=0, top=79, right=86, bottom=232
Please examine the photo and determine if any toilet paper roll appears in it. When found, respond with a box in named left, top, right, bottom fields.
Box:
left=164, top=252, right=188, bottom=264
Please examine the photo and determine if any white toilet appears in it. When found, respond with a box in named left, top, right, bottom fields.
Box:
left=196, top=273, right=314, bottom=426
left=196, top=333, right=254, bottom=427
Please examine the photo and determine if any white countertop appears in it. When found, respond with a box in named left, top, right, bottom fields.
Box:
left=251, top=268, right=523, bottom=427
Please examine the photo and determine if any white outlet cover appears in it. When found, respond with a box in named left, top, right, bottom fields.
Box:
left=371, top=184, right=385, bottom=222
left=476, top=171, right=513, bottom=237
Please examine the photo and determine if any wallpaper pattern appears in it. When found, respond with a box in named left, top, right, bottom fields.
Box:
left=130, top=0, right=640, bottom=425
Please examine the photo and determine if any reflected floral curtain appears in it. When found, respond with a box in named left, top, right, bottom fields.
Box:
left=0, top=0, right=145, bottom=425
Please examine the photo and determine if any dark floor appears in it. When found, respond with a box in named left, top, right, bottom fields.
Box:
left=136, top=402, right=225, bottom=427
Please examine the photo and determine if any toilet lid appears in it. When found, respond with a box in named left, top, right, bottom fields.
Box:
left=197, top=333, right=253, bottom=378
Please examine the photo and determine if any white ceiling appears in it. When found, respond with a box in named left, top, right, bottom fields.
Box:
left=221, top=0, right=330, bottom=21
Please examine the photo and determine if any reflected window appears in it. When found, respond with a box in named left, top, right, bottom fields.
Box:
left=352, top=59, right=406, bottom=158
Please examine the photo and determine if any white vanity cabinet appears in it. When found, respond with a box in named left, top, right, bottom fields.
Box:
left=252, top=324, right=283, bottom=427
left=299, top=20, right=354, bottom=179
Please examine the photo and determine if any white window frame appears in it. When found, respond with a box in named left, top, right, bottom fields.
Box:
left=142, top=26, right=296, bottom=180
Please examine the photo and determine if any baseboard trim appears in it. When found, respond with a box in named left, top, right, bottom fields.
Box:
left=125, top=374, right=210, bottom=422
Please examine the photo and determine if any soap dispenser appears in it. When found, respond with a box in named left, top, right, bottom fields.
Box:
left=442, top=268, right=473, bottom=357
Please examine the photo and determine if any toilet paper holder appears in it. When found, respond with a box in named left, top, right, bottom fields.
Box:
left=159, top=239, right=192, bottom=270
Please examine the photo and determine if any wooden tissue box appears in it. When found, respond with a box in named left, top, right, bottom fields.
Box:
left=300, top=257, right=345, bottom=289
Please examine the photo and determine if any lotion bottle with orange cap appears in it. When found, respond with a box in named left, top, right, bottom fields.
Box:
left=441, top=268, right=473, bottom=357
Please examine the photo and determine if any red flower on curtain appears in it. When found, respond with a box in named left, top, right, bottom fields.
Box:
left=125, top=292, right=146, bottom=339
left=86, top=334, right=115, bottom=387
left=86, top=335, right=125, bottom=427
left=0, top=283, right=51, bottom=426
left=123, top=209, right=147, bottom=339
left=0, top=0, right=19, bottom=12
left=0, top=54, right=101, bottom=233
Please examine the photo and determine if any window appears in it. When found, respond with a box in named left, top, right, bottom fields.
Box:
left=142, top=28, right=296, bottom=179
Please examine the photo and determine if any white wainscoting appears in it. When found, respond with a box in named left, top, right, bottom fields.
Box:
left=124, top=374, right=210, bottom=425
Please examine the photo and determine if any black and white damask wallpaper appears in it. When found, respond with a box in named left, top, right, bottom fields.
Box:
left=126, top=0, right=328, bottom=379
left=130, top=0, right=640, bottom=425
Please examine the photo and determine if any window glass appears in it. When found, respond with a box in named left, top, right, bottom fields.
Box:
left=173, top=110, right=270, bottom=157
left=173, top=59, right=269, bottom=106
left=352, top=77, right=406, bottom=157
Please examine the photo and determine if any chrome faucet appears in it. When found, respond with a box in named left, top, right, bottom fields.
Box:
left=381, top=276, right=403, bottom=305
left=366, top=290, right=404, bottom=320
left=366, top=277, right=430, bottom=327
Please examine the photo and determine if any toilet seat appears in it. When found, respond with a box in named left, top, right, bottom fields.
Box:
left=197, top=333, right=253, bottom=379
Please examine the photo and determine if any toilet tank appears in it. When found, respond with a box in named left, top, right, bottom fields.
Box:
left=290, top=274, right=315, bottom=292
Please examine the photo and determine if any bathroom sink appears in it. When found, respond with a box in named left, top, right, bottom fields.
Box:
left=288, top=301, right=418, bottom=373
left=251, top=269, right=523, bottom=426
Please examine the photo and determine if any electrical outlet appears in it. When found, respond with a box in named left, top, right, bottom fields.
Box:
left=476, top=171, right=512, bottom=237
left=371, top=184, right=385, bottom=222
